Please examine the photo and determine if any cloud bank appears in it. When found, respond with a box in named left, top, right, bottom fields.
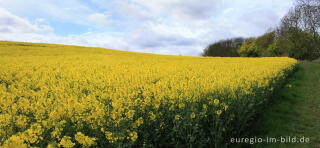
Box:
left=0, top=0, right=293, bottom=56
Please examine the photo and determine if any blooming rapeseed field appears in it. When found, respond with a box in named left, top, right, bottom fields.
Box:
left=0, top=41, right=297, bottom=147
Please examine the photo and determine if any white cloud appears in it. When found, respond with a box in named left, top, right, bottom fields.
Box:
left=241, top=9, right=280, bottom=31
left=0, top=0, right=294, bottom=56
left=223, top=8, right=234, bottom=14
left=115, top=1, right=154, bottom=21
left=0, top=8, right=39, bottom=33
left=0, top=0, right=95, bottom=26
left=0, top=8, right=54, bottom=43
left=88, top=13, right=110, bottom=26
left=132, top=0, right=221, bottom=22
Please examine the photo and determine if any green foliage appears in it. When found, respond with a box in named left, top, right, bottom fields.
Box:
left=267, top=42, right=282, bottom=57
left=267, top=39, right=291, bottom=57
left=205, top=28, right=320, bottom=60
left=279, top=28, right=318, bottom=60
left=238, top=38, right=259, bottom=57
left=255, top=32, right=275, bottom=56
left=202, top=37, right=245, bottom=57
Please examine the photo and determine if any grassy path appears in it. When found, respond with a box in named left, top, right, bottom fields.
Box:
left=238, top=62, right=320, bottom=148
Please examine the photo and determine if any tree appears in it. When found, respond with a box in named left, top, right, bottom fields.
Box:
left=287, top=29, right=317, bottom=59
left=202, top=37, right=245, bottom=57
left=238, top=38, right=259, bottom=57
left=202, top=0, right=320, bottom=60
left=276, top=0, right=320, bottom=60
left=255, top=31, right=276, bottom=56
left=280, top=0, right=320, bottom=36
left=275, top=27, right=316, bottom=59
left=296, top=0, right=320, bottom=38
left=267, top=41, right=285, bottom=57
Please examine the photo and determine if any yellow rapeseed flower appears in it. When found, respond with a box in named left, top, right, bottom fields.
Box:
left=75, top=132, right=96, bottom=147
left=203, top=104, right=207, bottom=110
left=178, top=103, right=185, bottom=109
left=59, top=136, right=75, bottom=148
left=129, top=132, right=138, bottom=142
left=149, top=111, right=156, bottom=121
left=224, top=105, right=228, bottom=111
left=175, top=115, right=181, bottom=120
left=214, top=99, right=219, bottom=105
left=190, top=112, right=196, bottom=119
left=216, top=110, right=222, bottom=115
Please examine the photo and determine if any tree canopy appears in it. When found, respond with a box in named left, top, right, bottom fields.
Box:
left=202, top=0, right=320, bottom=60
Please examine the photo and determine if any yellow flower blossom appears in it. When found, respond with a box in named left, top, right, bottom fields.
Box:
left=149, top=111, right=156, bottom=121
left=178, top=103, right=185, bottom=109
left=224, top=105, right=228, bottom=111
left=3, top=135, right=28, bottom=148
left=126, top=110, right=135, bottom=120
left=129, top=132, right=138, bottom=142
left=214, top=99, right=220, bottom=105
left=59, top=136, right=75, bottom=148
left=216, top=110, right=222, bottom=115
left=175, top=115, right=181, bottom=120
left=75, top=132, right=96, bottom=147
left=203, top=104, right=207, bottom=109
left=190, top=112, right=196, bottom=119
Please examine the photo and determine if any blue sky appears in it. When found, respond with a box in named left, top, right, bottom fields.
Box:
left=0, top=0, right=293, bottom=56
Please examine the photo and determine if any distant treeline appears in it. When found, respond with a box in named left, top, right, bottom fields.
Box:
left=202, top=0, right=320, bottom=60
